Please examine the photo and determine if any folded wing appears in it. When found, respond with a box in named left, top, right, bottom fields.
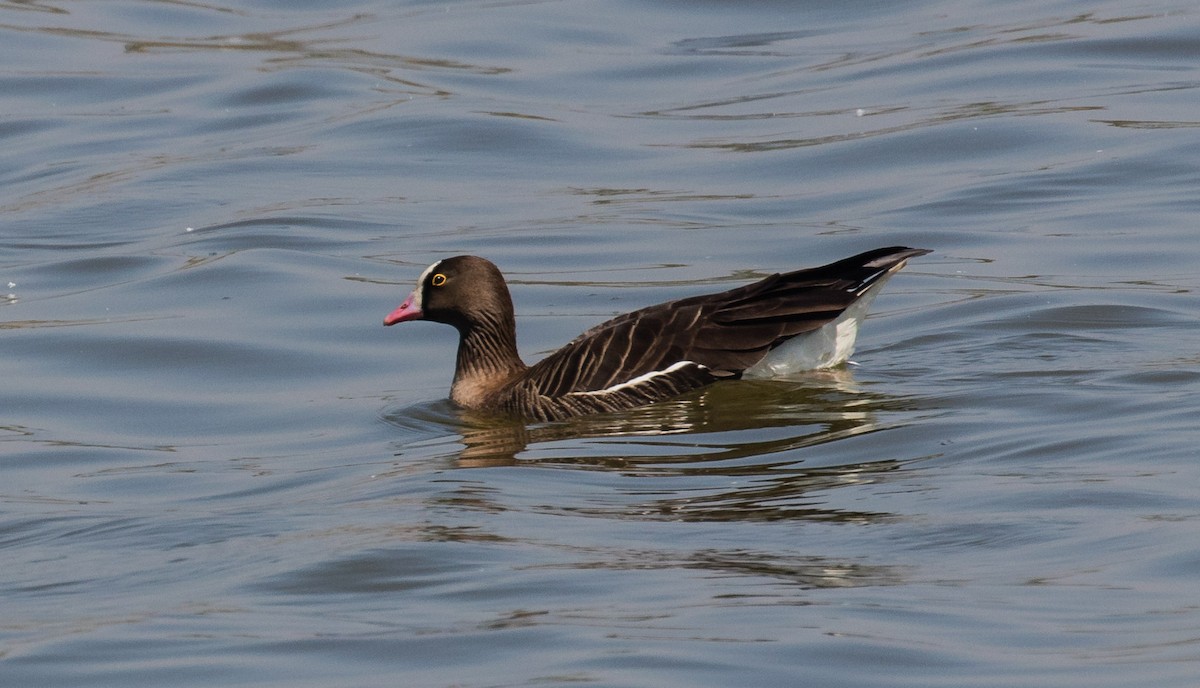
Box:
left=520, top=247, right=928, bottom=402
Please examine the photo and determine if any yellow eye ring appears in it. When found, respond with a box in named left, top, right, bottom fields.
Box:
left=431, top=273, right=447, bottom=287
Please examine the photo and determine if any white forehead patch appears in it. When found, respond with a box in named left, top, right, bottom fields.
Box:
left=411, top=259, right=442, bottom=310
left=416, top=260, right=442, bottom=287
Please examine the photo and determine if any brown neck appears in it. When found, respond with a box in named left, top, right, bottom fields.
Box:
left=450, top=313, right=526, bottom=409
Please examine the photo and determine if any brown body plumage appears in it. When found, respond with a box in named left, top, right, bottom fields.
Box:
left=385, top=247, right=929, bottom=421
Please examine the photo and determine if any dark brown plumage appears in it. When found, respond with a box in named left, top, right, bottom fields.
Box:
left=385, top=247, right=930, bottom=421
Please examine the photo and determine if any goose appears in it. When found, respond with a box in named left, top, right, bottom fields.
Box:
left=384, top=246, right=929, bottom=421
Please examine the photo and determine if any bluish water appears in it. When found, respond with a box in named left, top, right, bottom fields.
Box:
left=3, top=1, right=1199, bottom=686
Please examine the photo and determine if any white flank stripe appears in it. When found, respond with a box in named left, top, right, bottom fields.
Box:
left=570, top=360, right=699, bottom=397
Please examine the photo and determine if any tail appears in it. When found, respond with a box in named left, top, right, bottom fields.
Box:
left=739, top=246, right=930, bottom=377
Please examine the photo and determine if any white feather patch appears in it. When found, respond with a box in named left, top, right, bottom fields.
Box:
left=569, top=360, right=700, bottom=397
left=742, top=273, right=894, bottom=378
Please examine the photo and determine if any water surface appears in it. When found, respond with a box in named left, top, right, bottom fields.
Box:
left=3, top=1, right=1199, bottom=686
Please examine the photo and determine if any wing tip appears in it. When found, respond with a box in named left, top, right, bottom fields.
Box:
left=862, top=246, right=932, bottom=269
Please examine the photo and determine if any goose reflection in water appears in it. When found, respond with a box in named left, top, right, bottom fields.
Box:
left=383, top=367, right=935, bottom=526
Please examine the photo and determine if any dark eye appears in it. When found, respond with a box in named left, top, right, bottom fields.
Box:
left=431, top=273, right=447, bottom=287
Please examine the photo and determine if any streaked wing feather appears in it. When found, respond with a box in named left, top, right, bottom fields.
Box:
left=525, top=304, right=709, bottom=395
